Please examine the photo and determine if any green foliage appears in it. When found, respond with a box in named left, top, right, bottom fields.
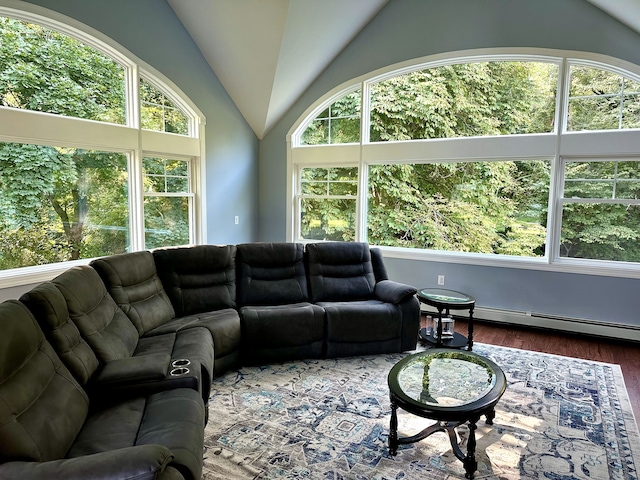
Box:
left=568, top=65, right=640, bottom=131
left=370, top=62, right=557, bottom=141
left=0, top=143, right=69, bottom=226
left=0, top=17, right=131, bottom=269
left=300, top=167, right=357, bottom=241
left=561, top=160, right=640, bottom=261
left=0, top=225, right=66, bottom=270
left=140, top=79, right=188, bottom=134
left=144, top=197, right=190, bottom=249
left=367, top=161, right=549, bottom=256
left=301, top=91, right=361, bottom=145
left=0, top=143, right=129, bottom=267
left=0, top=17, right=125, bottom=122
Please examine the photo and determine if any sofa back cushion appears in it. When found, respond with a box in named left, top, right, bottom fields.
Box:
left=52, top=266, right=139, bottom=363
left=236, top=243, right=308, bottom=306
left=153, top=245, right=237, bottom=316
left=20, top=282, right=100, bottom=386
left=91, top=251, right=175, bottom=334
left=0, top=300, right=89, bottom=462
left=306, top=242, right=376, bottom=303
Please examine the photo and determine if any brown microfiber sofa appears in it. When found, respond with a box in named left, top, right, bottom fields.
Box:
left=0, top=241, right=419, bottom=480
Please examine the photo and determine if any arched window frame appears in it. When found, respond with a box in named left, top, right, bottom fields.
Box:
left=0, top=2, right=207, bottom=288
left=288, top=48, right=640, bottom=279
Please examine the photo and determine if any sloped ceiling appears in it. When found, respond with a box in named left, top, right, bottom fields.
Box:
left=168, top=0, right=640, bottom=140
left=586, top=0, right=640, bottom=34
left=168, top=0, right=388, bottom=139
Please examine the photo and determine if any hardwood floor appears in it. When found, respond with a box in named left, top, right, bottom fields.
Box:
left=424, top=316, right=640, bottom=424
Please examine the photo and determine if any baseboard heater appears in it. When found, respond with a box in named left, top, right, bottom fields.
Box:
left=420, top=304, right=639, bottom=343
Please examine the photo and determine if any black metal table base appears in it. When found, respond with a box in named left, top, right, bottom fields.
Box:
left=389, top=401, right=495, bottom=479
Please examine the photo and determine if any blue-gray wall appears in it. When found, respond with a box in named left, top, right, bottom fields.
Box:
left=260, top=0, right=640, bottom=330
left=23, top=0, right=259, bottom=246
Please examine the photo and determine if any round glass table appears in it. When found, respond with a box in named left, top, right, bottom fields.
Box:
left=417, top=288, right=476, bottom=350
left=387, top=349, right=506, bottom=479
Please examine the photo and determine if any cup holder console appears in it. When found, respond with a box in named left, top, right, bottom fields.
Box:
left=170, top=367, right=190, bottom=376
left=171, top=359, right=191, bottom=368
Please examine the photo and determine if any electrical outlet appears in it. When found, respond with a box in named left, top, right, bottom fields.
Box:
left=437, top=275, right=445, bottom=285
left=234, top=216, right=239, bottom=225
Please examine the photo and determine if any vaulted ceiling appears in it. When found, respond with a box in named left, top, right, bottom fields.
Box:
left=168, top=0, right=640, bottom=139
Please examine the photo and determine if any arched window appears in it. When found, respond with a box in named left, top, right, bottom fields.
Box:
left=0, top=8, right=205, bottom=286
left=289, top=52, right=640, bottom=277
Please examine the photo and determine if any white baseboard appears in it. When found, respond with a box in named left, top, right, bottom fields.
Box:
left=420, top=304, right=640, bottom=343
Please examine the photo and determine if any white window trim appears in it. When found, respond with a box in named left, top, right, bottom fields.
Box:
left=0, top=1, right=208, bottom=288
left=287, top=48, right=640, bottom=279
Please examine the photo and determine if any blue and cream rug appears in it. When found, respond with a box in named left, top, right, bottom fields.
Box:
left=203, top=344, right=640, bottom=479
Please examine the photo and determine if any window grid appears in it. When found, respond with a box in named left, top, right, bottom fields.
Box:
left=0, top=8, right=203, bottom=284
left=290, top=52, right=640, bottom=274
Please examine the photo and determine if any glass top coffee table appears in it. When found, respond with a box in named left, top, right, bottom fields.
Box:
left=388, top=349, right=506, bottom=479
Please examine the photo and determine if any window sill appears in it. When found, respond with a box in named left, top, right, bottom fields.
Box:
left=374, top=245, right=640, bottom=279
left=0, top=259, right=94, bottom=290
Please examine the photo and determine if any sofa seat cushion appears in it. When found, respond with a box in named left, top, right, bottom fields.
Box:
left=144, top=309, right=241, bottom=361
left=135, top=329, right=212, bottom=368
left=68, top=388, right=204, bottom=480
left=319, top=300, right=402, bottom=343
left=240, top=302, right=324, bottom=347
left=239, top=302, right=325, bottom=364
left=0, top=446, right=185, bottom=480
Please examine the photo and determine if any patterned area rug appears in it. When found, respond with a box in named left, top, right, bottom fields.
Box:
left=203, top=344, right=640, bottom=479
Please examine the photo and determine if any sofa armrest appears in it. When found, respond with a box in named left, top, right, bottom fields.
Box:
left=374, top=280, right=417, bottom=304
left=94, top=354, right=172, bottom=385
left=0, top=445, right=176, bottom=480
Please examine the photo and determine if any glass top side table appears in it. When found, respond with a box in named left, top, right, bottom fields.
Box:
left=417, top=288, right=476, bottom=350
left=388, top=349, right=507, bottom=479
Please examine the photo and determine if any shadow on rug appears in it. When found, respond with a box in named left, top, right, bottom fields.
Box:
left=203, top=343, right=640, bottom=479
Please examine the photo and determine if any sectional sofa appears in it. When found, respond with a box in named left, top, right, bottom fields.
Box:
left=0, top=241, right=420, bottom=480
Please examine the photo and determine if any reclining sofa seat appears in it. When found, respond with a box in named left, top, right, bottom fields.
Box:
left=92, top=248, right=241, bottom=379
left=305, top=242, right=420, bottom=357
left=20, top=266, right=213, bottom=407
left=151, top=245, right=242, bottom=376
left=236, top=242, right=325, bottom=364
left=0, top=300, right=204, bottom=480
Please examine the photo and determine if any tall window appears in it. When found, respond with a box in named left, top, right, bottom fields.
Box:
left=298, top=167, right=358, bottom=241
left=143, top=157, right=192, bottom=249
left=0, top=11, right=203, bottom=282
left=290, top=53, right=640, bottom=274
